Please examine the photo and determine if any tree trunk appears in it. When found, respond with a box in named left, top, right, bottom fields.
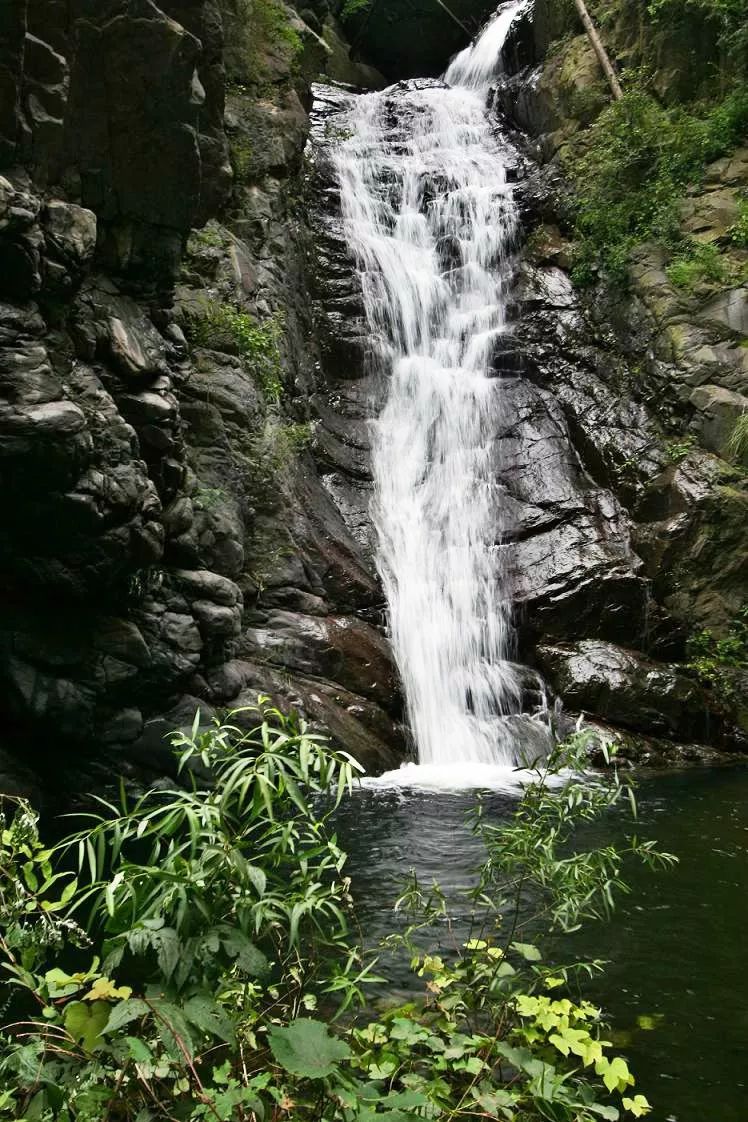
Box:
left=572, top=0, right=624, bottom=101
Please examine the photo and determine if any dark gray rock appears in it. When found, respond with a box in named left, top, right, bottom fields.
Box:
left=537, top=640, right=739, bottom=747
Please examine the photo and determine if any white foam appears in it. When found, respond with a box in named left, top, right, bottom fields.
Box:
left=445, top=0, right=531, bottom=91
left=361, top=761, right=554, bottom=793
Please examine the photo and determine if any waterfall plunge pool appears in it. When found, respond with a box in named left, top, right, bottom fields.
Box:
left=334, top=764, right=748, bottom=1122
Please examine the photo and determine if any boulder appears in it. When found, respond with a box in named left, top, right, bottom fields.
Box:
left=689, top=384, right=748, bottom=460
left=537, top=640, right=729, bottom=744
left=43, top=200, right=97, bottom=268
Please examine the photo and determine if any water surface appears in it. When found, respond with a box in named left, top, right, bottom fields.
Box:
left=336, top=765, right=748, bottom=1122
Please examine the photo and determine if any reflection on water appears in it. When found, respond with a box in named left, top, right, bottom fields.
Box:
left=334, top=765, right=748, bottom=1122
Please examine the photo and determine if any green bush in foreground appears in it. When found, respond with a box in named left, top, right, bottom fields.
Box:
left=0, top=703, right=675, bottom=1121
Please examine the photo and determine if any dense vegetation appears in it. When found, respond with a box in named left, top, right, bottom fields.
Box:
left=0, top=702, right=675, bottom=1121
left=561, top=0, right=748, bottom=286
left=567, top=84, right=748, bottom=285
left=647, top=0, right=748, bottom=67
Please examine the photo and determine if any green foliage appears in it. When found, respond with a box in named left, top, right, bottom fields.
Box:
left=687, top=606, right=748, bottom=691
left=193, top=485, right=227, bottom=512
left=186, top=223, right=230, bottom=253
left=726, top=412, right=748, bottom=462
left=234, top=420, right=313, bottom=512
left=666, top=241, right=729, bottom=289
left=243, top=0, right=303, bottom=86
left=0, top=717, right=676, bottom=1122
left=647, top=0, right=748, bottom=71
left=187, top=301, right=284, bottom=400
left=263, top=418, right=313, bottom=465
left=340, top=0, right=372, bottom=23
left=269, top=1017, right=351, bottom=1077
left=730, top=196, right=748, bottom=247
left=686, top=606, right=748, bottom=706
left=0, top=699, right=364, bottom=1121
left=230, top=135, right=255, bottom=183
left=663, top=434, right=697, bottom=462
left=567, top=86, right=748, bottom=285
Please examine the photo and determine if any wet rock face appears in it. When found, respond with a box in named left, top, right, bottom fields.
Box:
left=537, top=640, right=743, bottom=749
left=337, top=0, right=504, bottom=81
left=490, top=7, right=748, bottom=754
left=2, top=0, right=230, bottom=289
left=0, top=0, right=407, bottom=799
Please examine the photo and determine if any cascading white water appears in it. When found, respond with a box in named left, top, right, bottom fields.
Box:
left=334, top=2, right=534, bottom=768
left=445, top=0, right=530, bottom=89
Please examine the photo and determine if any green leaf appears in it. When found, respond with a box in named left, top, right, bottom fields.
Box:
left=622, top=1094, right=652, bottom=1117
left=589, top=1105, right=620, bottom=1120
left=152, top=927, right=180, bottom=980
left=382, top=1091, right=430, bottom=1109
left=512, top=941, right=542, bottom=962
left=596, top=1055, right=635, bottom=1093
left=125, top=1036, right=154, bottom=1064
left=461, top=1055, right=485, bottom=1074
left=268, top=1017, right=350, bottom=1079
left=368, top=1060, right=397, bottom=1079
left=495, top=1041, right=549, bottom=1080
left=221, top=930, right=269, bottom=978
left=151, top=999, right=195, bottom=1060
left=474, top=1088, right=518, bottom=1112
left=245, top=865, right=267, bottom=896
left=183, top=995, right=236, bottom=1045
left=44, top=968, right=82, bottom=998
left=64, top=1000, right=111, bottom=1053
left=103, top=998, right=149, bottom=1035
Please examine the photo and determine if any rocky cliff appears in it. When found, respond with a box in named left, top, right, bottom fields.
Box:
left=492, top=0, right=748, bottom=757
left=1, top=0, right=746, bottom=800
left=0, top=0, right=418, bottom=800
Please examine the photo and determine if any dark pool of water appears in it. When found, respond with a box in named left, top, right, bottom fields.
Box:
left=334, top=765, right=748, bottom=1122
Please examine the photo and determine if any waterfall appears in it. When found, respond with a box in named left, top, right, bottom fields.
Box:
left=333, top=2, right=539, bottom=769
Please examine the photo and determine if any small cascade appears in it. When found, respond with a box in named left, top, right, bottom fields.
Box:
left=332, top=2, right=548, bottom=770
left=445, top=0, right=531, bottom=89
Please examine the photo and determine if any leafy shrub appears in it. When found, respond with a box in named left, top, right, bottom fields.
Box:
left=0, top=700, right=365, bottom=1120
left=663, top=434, right=697, bottom=461
left=666, top=241, right=729, bottom=289
left=568, top=86, right=748, bottom=285
left=687, top=606, right=748, bottom=692
left=187, top=302, right=284, bottom=401
left=730, top=196, right=748, bottom=247
left=647, top=0, right=748, bottom=72
left=0, top=712, right=675, bottom=1121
